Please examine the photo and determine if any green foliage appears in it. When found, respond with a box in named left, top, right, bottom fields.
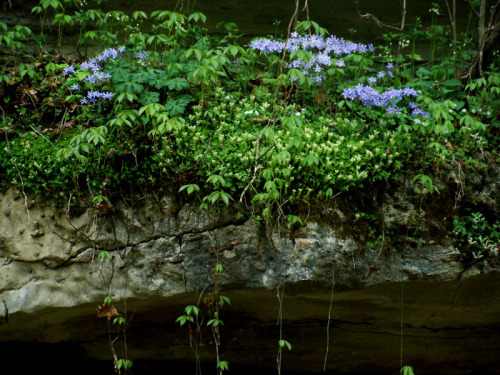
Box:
left=116, top=358, right=133, bottom=370
left=0, top=1, right=497, bottom=256
left=0, top=132, right=84, bottom=196
left=175, top=305, right=200, bottom=326
left=413, top=174, right=439, bottom=196
left=278, top=339, right=292, bottom=351
left=97, top=250, right=110, bottom=259
left=113, top=316, right=126, bottom=325
left=1, top=3, right=497, bottom=374
left=452, top=212, right=500, bottom=264
left=207, top=311, right=224, bottom=327
left=401, top=365, right=415, bottom=375
left=216, top=360, right=229, bottom=372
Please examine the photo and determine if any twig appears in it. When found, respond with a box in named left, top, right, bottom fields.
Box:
left=355, top=1, right=401, bottom=30
left=397, top=0, right=407, bottom=57
left=323, top=268, right=335, bottom=371
left=29, top=124, right=52, bottom=143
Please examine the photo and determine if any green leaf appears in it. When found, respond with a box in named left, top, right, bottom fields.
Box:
left=188, top=12, right=207, bottom=23
left=133, top=11, right=148, bottom=19
left=287, top=214, right=303, bottom=225
left=441, top=78, right=461, bottom=87
left=165, top=78, right=189, bottom=91
left=216, top=361, right=229, bottom=371
left=164, top=95, right=192, bottom=116
left=179, top=184, right=200, bottom=195
left=278, top=339, right=292, bottom=350
left=98, top=250, right=110, bottom=259
left=185, top=305, right=200, bottom=316
left=401, top=366, right=415, bottom=375
left=138, top=91, right=160, bottom=105
left=219, top=295, right=231, bottom=307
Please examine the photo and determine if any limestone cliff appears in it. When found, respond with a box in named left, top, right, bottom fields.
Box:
left=0, top=166, right=498, bottom=375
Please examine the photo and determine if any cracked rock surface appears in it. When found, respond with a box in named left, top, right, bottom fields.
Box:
left=0, top=185, right=499, bottom=374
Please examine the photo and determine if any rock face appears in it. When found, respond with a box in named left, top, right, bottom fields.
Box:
left=0, top=170, right=499, bottom=375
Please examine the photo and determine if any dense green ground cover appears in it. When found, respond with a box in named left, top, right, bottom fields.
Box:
left=0, top=0, right=498, bottom=253
left=0, top=2, right=499, bottom=374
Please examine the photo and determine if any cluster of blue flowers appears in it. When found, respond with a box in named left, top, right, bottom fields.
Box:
left=63, top=46, right=149, bottom=105
left=250, top=32, right=374, bottom=85
left=342, top=84, right=428, bottom=116
left=79, top=90, right=114, bottom=104
left=135, top=50, right=149, bottom=59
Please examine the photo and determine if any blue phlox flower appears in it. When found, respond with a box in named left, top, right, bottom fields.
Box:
left=94, top=72, right=112, bottom=82
left=343, top=84, right=425, bottom=116
left=386, top=106, right=402, bottom=115
left=386, top=62, right=394, bottom=70
left=402, top=88, right=418, bottom=97
left=100, top=91, right=114, bottom=100
left=408, top=102, right=429, bottom=117
left=69, top=84, right=80, bottom=91
left=311, top=75, right=325, bottom=85
left=411, top=108, right=430, bottom=117
left=135, top=50, right=149, bottom=59
left=81, top=61, right=100, bottom=73
left=251, top=38, right=284, bottom=53
left=289, top=60, right=304, bottom=69
left=387, top=71, right=394, bottom=78
left=368, top=77, right=377, bottom=85
left=63, top=66, right=76, bottom=76
left=87, top=91, right=100, bottom=103
left=101, top=48, right=119, bottom=61
left=84, top=75, right=97, bottom=84
left=80, top=97, right=88, bottom=105
left=316, top=53, right=332, bottom=66
left=377, top=71, right=385, bottom=79
left=118, top=45, right=126, bottom=53
left=247, top=33, right=376, bottom=85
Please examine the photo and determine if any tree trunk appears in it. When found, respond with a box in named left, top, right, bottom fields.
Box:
left=479, top=0, right=487, bottom=47
left=462, top=0, right=500, bottom=81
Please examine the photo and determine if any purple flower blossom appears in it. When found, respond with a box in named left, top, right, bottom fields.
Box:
left=368, top=77, right=377, bottom=85
left=84, top=75, right=97, bottom=84
left=250, top=34, right=374, bottom=84
left=386, top=62, right=394, bottom=70
left=81, top=61, right=101, bottom=73
left=69, top=84, right=79, bottom=91
left=118, top=45, right=126, bottom=53
left=316, top=53, right=331, bottom=66
left=342, top=84, right=423, bottom=116
left=386, top=106, right=402, bottom=115
left=135, top=50, right=149, bottom=59
left=63, top=66, right=76, bottom=76
left=250, top=38, right=285, bottom=53
left=79, top=90, right=114, bottom=105
left=100, top=91, right=114, bottom=100
left=311, top=75, right=325, bottom=85
left=377, top=71, right=385, bottom=79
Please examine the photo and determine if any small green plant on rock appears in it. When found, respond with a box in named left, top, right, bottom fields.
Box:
left=401, top=365, right=415, bottom=375
left=452, top=212, right=500, bottom=265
